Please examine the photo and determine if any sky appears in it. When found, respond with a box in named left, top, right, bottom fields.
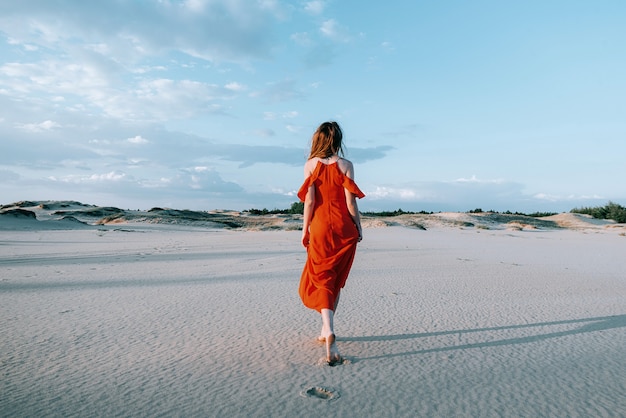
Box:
left=1, top=0, right=625, bottom=213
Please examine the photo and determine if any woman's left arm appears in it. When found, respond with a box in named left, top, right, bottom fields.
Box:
left=302, top=184, right=315, bottom=247
left=301, top=160, right=316, bottom=247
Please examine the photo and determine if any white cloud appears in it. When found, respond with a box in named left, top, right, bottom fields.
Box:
left=178, top=166, right=244, bottom=193
left=285, top=124, right=301, bottom=133
left=283, top=110, right=298, bottom=118
left=91, top=171, right=127, bottom=182
left=127, top=158, right=148, bottom=166
left=89, top=139, right=111, bottom=145
left=184, top=0, right=206, bottom=13
left=138, top=177, right=173, bottom=189
left=320, top=19, right=338, bottom=38
left=0, top=4, right=303, bottom=126
left=16, top=120, right=61, bottom=132
left=363, top=177, right=527, bottom=211
left=381, top=41, right=395, bottom=51
left=319, top=19, right=351, bottom=42
left=367, top=186, right=424, bottom=201
left=52, top=171, right=128, bottom=184
left=127, top=135, right=149, bottom=144
left=0, top=1, right=284, bottom=63
left=131, top=65, right=168, bottom=74
left=533, top=193, right=605, bottom=202
left=358, top=176, right=619, bottom=213
left=0, top=59, right=115, bottom=111
left=454, top=175, right=503, bottom=184
left=304, top=1, right=325, bottom=15
left=225, top=81, right=246, bottom=91
left=264, top=110, right=298, bottom=120
left=89, top=78, right=233, bottom=121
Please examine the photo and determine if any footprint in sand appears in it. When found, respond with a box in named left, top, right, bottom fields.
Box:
left=316, top=356, right=349, bottom=367
left=301, top=386, right=340, bottom=401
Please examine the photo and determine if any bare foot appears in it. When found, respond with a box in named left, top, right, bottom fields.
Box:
left=325, top=334, right=342, bottom=366
left=317, top=328, right=334, bottom=343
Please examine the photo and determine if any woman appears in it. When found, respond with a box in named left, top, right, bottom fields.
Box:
left=297, top=121, right=365, bottom=365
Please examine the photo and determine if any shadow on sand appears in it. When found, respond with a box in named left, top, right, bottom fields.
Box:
left=344, top=314, right=626, bottom=361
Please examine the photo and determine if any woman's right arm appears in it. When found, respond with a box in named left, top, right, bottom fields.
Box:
left=342, top=160, right=363, bottom=241
left=345, top=192, right=362, bottom=241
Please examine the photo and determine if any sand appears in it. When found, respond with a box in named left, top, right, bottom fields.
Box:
left=1, top=205, right=626, bottom=417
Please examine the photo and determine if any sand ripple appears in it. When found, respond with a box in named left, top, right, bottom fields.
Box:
left=1, top=225, right=625, bottom=417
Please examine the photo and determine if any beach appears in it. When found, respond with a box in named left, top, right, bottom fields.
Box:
left=1, top=203, right=626, bottom=417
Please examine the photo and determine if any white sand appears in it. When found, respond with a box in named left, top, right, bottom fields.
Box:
left=1, top=220, right=626, bottom=417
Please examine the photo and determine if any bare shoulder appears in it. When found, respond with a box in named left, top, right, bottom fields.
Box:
left=304, top=158, right=320, bottom=178
left=337, top=158, right=354, bottom=178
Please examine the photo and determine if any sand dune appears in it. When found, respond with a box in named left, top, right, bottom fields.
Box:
left=1, top=200, right=622, bottom=233
left=1, top=201, right=625, bottom=417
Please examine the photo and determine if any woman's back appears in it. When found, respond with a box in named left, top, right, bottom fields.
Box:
left=299, top=158, right=363, bottom=243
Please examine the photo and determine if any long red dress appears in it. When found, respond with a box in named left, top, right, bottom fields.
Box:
left=297, top=160, right=365, bottom=312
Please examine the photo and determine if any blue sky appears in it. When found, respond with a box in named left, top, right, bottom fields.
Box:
left=1, top=1, right=625, bottom=213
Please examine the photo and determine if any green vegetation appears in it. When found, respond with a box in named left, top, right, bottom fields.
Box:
left=248, top=201, right=626, bottom=224
left=507, top=211, right=559, bottom=218
left=468, top=208, right=558, bottom=217
left=362, top=208, right=433, bottom=217
left=570, top=201, right=626, bottom=223
left=246, top=201, right=304, bottom=215
left=467, top=208, right=557, bottom=217
left=289, top=201, right=304, bottom=214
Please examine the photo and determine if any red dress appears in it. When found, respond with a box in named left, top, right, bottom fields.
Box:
left=297, top=161, right=365, bottom=312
